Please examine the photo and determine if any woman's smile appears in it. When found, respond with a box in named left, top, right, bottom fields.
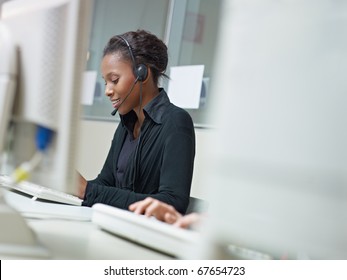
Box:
left=111, top=98, right=121, bottom=108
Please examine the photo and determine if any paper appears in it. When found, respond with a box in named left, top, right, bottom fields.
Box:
left=81, top=71, right=97, bottom=105
left=167, top=65, right=204, bottom=109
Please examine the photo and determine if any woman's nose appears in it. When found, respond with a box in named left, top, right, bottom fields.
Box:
left=105, top=84, right=113, bottom=96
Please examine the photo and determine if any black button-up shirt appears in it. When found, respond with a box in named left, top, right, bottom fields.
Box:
left=83, top=89, right=195, bottom=214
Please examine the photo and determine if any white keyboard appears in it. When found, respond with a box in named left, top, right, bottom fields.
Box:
left=0, top=174, right=82, bottom=206
left=92, top=203, right=202, bottom=258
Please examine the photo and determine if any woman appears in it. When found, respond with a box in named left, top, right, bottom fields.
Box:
left=79, top=30, right=195, bottom=214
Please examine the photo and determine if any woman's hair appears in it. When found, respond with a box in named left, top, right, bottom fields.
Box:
left=103, top=29, right=168, bottom=85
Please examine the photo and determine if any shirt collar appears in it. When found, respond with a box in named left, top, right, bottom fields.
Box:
left=120, top=88, right=170, bottom=127
left=143, top=88, right=170, bottom=124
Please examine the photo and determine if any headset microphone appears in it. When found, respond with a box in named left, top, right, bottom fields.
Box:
left=111, top=108, right=117, bottom=116
left=110, top=76, right=139, bottom=116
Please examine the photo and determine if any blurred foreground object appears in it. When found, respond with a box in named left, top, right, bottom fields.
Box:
left=198, top=0, right=347, bottom=259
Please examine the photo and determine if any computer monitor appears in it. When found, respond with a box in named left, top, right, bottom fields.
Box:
left=0, top=21, right=16, bottom=162
left=197, top=0, right=347, bottom=259
left=0, top=0, right=93, bottom=194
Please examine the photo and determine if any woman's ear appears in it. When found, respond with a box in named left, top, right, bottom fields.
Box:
left=141, top=66, right=151, bottom=84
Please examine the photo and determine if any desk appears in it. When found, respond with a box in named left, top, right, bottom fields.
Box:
left=3, top=191, right=172, bottom=260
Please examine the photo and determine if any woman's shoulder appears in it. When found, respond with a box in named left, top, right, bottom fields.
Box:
left=163, top=103, right=194, bottom=129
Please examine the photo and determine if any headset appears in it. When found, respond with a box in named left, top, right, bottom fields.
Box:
left=117, top=35, right=148, bottom=82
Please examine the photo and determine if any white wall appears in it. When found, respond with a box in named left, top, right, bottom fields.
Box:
left=77, top=119, right=210, bottom=200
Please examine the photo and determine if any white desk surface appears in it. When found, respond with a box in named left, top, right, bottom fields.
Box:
left=3, top=191, right=172, bottom=260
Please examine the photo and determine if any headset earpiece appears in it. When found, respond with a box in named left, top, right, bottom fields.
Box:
left=136, top=64, right=148, bottom=81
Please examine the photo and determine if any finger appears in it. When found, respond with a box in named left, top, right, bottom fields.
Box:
left=164, top=212, right=181, bottom=224
left=144, top=200, right=162, bottom=218
left=128, top=201, right=139, bottom=211
left=174, top=213, right=200, bottom=229
left=130, top=197, right=154, bottom=214
left=145, top=201, right=180, bottom=220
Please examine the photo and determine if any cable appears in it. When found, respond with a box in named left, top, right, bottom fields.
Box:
left=132, top=81, right=143, bottom=191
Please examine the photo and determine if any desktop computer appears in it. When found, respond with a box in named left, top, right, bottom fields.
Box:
left=196, top=0, right=347, bottom=259
left=0, top=22, right=16, bottom=162
left=0, top=0, right=93, bottom=195
left=0, top=0, right=93, bottom=257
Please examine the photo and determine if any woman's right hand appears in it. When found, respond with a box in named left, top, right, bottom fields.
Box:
left=76, top=171, right=87, bottom=199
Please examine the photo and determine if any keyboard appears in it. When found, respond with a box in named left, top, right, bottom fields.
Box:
left=92, top=203, right=202, bottom=258
left=0, top=174, right=82, bottom=206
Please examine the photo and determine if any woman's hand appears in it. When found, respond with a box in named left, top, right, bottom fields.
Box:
left=76, top=171, right=87, bottom=199
left=129, top=197, right=182, bottom=224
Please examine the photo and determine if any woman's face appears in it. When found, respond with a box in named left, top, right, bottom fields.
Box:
left=101, top=52, right=139, bottom=115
